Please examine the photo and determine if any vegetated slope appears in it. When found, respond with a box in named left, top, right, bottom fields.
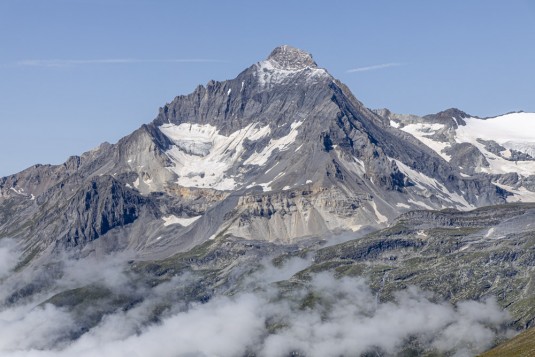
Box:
left=479, top=326, right=535, bottom=357
left=35, top=202, right=535, bottom=333
left=302, top=203, right=535, bottom=328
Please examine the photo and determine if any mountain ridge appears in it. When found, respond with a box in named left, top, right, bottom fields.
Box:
left=2, top=45, right=535, bottom=356
left=1, top=46, right=522, bottom=262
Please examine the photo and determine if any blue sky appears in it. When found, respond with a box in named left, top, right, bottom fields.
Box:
left=1, top=0, right=534, bottom=177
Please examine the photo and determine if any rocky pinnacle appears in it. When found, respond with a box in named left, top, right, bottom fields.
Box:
left=266, top=45, right=318, bottom=70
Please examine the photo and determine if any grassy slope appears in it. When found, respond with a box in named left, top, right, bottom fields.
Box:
left=479, top=328, right=535, bottom=357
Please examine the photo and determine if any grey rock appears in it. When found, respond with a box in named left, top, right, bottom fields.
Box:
left=0, top=46, right=516, bottom=262
left=1, top=46, right=534, bottom=354
left=478, top=138, right=535, bottom=161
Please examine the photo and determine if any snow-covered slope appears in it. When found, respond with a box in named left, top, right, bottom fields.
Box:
left=383, top=109, right=535, bottom=202
left=460, top=113, right=535, bottom=151
left=159, top=122, right=272, bottom=190
left=457, top=113, right=535, bottom=174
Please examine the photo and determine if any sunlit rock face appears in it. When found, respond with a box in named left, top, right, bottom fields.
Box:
left=1, top=45, right=535, bottom=357
left=0, top=46, right=517, bottom=260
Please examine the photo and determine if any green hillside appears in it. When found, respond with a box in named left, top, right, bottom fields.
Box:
left=480, top=328, right=535, bottom=357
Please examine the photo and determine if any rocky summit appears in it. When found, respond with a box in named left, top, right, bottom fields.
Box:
left=1, top=46, right=535, bottom=356
left=0, top=45, right=517, bottom=259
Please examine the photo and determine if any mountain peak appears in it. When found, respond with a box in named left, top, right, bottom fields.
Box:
left=266, top=45, right=317, bottom=70
left=424, top=108, right=470, bottom=120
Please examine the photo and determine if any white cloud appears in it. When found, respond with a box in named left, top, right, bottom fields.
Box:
left=0, top=239, right=20, bottom=280
left=0, top=251, right=512, bottom=357
left=0, top=303, right=75, bottom=353
left=347, top=62, right=403, bottom=73
left=17, top=59, right=225, bottom=67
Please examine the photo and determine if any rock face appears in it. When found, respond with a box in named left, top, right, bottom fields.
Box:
left=0, top=45, right=523, bottom=264
left=382, top=108, right=535, bottom=202
left=61, top=176, right=146, bottom=246
left=267, top=45, right=318, bottom=70
left=2, top=46, right=535, bottom=356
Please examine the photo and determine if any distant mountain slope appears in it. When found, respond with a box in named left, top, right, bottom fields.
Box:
left=380, top=108, right=535, bottom=202
left=303, top=202, right=535, bottom=329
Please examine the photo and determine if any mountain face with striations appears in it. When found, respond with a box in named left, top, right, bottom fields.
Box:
left=2, top=46, right=535, bottom=356
left=0, top=45, right=517, bottom=261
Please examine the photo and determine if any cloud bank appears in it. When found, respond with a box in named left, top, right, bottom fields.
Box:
left=0, top=246, right=511, bottom=357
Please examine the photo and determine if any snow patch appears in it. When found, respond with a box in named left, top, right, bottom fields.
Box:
left=264, top=163, right=278, bottom=174
left=370, top=201, right=388, bottom=223
left=454, top=113, right=535, bottom=175
left=348, top=156, right=366, bottom=175
left=485, top=228, right=495, bottom=238
left=394, top=159, right=474, bottom=209
left=493, top=182, right=535, bottom=203
left=255, top=59, right=328, bottom=87
left=273, top=172, right=285, bottom=181
left=162, top=215, right=202, bottom=227
left=8, top=187, right=34, bottom=200
left=389, top=120, right=400, bottom=128
left=408, top=199, right=434, bottom=210
left=257, top=172, right=286, bottom=192
left=417, top=230, right=428, bottom=238
left=460, top=113, right=535, bottom=149
left=243, top=120, right=303, bottom=166
left=400, top=123, right=451, bottom=161
left=500, top=149, right=512, bottom=159
left=9, top=187, right=25, bottom=195
left=396, top=202, right=410, bottom=209
left=350, top=225, right=363, bottom=232
left=159, top=122, right=271, bottom=190
left=258, top=183, right=272, bottom=192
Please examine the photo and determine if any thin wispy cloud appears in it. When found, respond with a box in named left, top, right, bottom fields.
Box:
left=17, top=58, right=225, bottom=67
left=347, top=62, right=403, bottom=73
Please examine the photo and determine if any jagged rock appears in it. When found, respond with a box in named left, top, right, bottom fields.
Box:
left=0, top=45, right=522, bottom=261
left=1, top=46, right=535, bottom=355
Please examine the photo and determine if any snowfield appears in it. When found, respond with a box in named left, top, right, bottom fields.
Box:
left=159, top=121, right=303, bottom=191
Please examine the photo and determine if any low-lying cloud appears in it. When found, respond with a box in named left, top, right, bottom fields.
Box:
left=0, top=244, right=512, bottom=357
left=0, top=239, right=20, bottom=280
